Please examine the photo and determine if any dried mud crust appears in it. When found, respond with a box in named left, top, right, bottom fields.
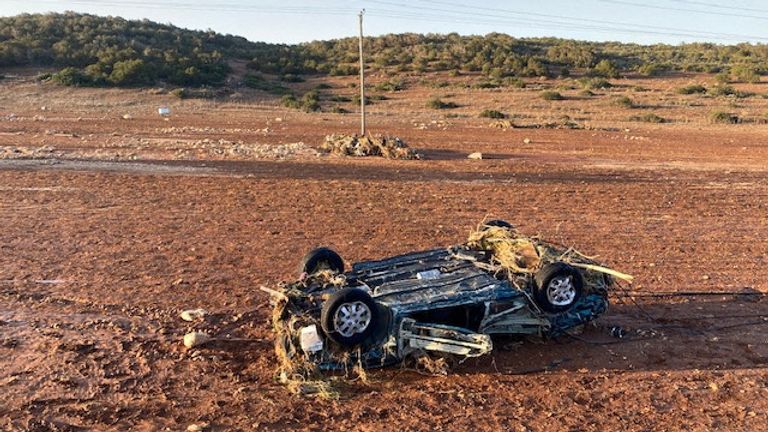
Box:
left=0, top=75, right=767, bottom=430
left=0, top=156, right=767, bottom=431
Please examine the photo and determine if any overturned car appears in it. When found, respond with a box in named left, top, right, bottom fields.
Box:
left=267, top=221, right=631, bottom=387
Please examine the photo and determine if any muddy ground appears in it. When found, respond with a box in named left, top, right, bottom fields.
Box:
left=0, top=72, right=767, bottom=431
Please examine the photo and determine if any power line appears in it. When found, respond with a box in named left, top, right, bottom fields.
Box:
left=368, top=0, right=768, bottom=42
left=671, top=0, right=768, bottom=15
left=419, top=0, right=766, bottom=42
left=596, top=0, right=768, bottom=22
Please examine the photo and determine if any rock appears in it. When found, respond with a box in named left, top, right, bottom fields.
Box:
left=180, top=308, right=207, bottom=322
left=702, top=275, right=710, bottom=280
left=187, top=423, right=209, bottom=432
left=467, top=152, right=483, bottom=160
left=523, top=138, right=531, bottom=144
left=183, top=331, right=211, bottom=348
left=121, top=114, right=132, bottom=120
left=708, top=382, right=719, bottom=392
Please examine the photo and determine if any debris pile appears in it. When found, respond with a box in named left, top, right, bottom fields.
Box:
left=320, top=134, right=420, bottom=159
left=490, top=119, right=514, bottom=129
left=0, top=145, right=59, bottom=159
left=467, top=223, right=633, bottom=289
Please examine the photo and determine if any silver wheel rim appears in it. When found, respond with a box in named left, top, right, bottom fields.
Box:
left=546, top=275, right=576, bottom=306
left=333, top=301, right=372, bottom=337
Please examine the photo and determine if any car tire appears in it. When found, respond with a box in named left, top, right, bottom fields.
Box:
left=320, top=288, right=381, bottom=348
left=298, top=247, right=344, bottom=276
left=533, top=262, right=583, bottom=313
left=483, top=219, right=513, bottom=229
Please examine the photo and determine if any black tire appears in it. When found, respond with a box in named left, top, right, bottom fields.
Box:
left=298, top=247, right=344, bottom=276
left=533, top=262, right=583, bottom=313
left=484, top=219, right=513, bottom=229
left=320, top=288, right=381, bottom=348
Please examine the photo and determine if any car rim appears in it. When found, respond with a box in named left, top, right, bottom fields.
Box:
left=546, top=275, right=576, bottom=306
left=333, top=301, right=372, bottom=337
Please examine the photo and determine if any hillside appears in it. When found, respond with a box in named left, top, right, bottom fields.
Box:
left=1, top=12, right=767, bottom=88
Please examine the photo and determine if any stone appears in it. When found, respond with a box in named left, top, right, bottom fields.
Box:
left=183, top=331, right=211, bottom=348
left=180, top=308, right=207, bottom=322
left=467, top=152, right=483, bottom=160
left=523, top=138, right=531, bottom=144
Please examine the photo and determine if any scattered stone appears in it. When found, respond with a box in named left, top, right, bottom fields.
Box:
left=183, top=331, right=211, bottom=348
left=186, top=423, right=209, bottom=432
left=523, top=138, right=532, bottom=144
left=467, top=152, right=483, bottom=160
left=180, top=308, right=208, bottom=322
left=121, top=114, right=133, bottom=120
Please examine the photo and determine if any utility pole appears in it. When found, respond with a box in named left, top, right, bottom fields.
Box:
left=358, top=9, right=366, bottom=136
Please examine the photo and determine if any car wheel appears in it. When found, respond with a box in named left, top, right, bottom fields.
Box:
left=483, top=219, right=513, bottom=229
left=533, top=262, right=583, bottom=313
left=320, top=288, right=381, bottom=348
left=298, top=247, right=344, bottom=276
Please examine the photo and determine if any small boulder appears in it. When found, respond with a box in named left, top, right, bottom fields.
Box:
left=467, top=152, right=483, bottom=160
left=183, top=331, right=211, bottom=348
left=523, top=138, right=531, bottom=144
left=180, top=308, right=207, bottom=322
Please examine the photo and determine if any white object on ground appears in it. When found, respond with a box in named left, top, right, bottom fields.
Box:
left=183, top=331, right=211, bottom=348
left=299, top=325, right=324, bottom=353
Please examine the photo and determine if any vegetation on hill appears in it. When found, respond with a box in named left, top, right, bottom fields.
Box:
left=1, top=13, right=768, bottom=88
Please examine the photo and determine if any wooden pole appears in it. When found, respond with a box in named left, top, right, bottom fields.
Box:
left=358, top=9, right=366, bottom=136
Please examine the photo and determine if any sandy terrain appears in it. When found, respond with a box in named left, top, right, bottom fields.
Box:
left=0, top=71, right=767, bottom=431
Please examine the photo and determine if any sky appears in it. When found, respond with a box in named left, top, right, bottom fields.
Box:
left=3, top=0, right=768, bottom=45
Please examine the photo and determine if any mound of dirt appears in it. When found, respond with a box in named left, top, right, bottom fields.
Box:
left=320, top=134, right=420, bottom=159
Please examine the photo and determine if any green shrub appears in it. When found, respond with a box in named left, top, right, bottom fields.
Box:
left=374, top=79, right=405, bottom=92
left=479, top=109, right=506, bottom=119
left=314, top=83, right=332, bottom=90
left=351, top=94, right=372, bottom=105
left=715, top=72, right=730, bottom=84
left=638, top=63, right=667, bottom=76
left=329, top=65, right=358, bottom=76
left=471, top=81, right=501, bottom=89
left=541, top=91, right=564, bottom=101
left=279, top=74, right=305, bottom=82
left=579, top=89, right=595, bottom=97
left=300, top=90, right=320, bottom=112
left=505, top=77, right=526, bottom=88
left=629, top=113, right=666, bottom=123
left=613, top=95, right=636, bottom=108
left=578, top=77, right=612, bottom=89
left=329, top=95, right=352, bottom=102
left=709, top=111, right=739, bottom=124
left=731, top=64, right=760, bottom=83
left=244, top=73, right=291, bottom=95
left=281, top=94, right=301, bottom=109
left=170, top=88, right=188, bottom=99
left=36, top=72, right=52, bottom=82
left=677, top=84, right=707, bottom=95
left=589, top=59, right=620, bottom=78
left=709, top=85, right=753, bottom=98
left=427, top=97, right=458, bottom=109
left=330, top=106, right=349, bottom=114
left=51, top=67, right=92, bottom=86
